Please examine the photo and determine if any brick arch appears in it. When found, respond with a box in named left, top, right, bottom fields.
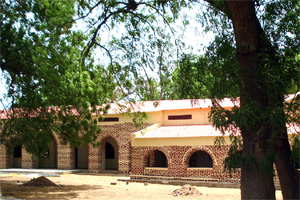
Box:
left=182, top=147, right=217, bottom=167
left=100, top=135, right=120, bottom=147
left=51, top=132, right=59, bottom=146
left=100, top=135, right=119, bottom=170
left=143, top=148, right=170, bottom=168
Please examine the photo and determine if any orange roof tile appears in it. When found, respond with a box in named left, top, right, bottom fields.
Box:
left=99, top=98, right=238, bottom=115
left=136, top=123, right=298, bottom=138
left=136, top=124, right=235, bottom=138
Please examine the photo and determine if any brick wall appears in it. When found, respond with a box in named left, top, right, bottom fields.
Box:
left=131, top=145, right=241, bottom=182
left=88, top=122, right=151, bottom=174
left=21, top=147, right=36, bottom=168
left=57, top=143, right=75, bottom=169
left=0, top=122, right=242, bottom=183
left=0, top=144, right=10, bottom=168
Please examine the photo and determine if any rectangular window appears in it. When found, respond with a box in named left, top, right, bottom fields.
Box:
left=168, top=115, right=192, bottom=120
left=99, top=117, right=119, bottom=122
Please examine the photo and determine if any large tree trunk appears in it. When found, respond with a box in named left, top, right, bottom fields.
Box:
left=226, top=1, right=276, bottom=199
left=224, top=1, right=299, bottom=199
left=205, top=0, right=299, bottom=199
left=242, top=133, right=276, bottom=199
left=274, top=120, right=300, bottom=199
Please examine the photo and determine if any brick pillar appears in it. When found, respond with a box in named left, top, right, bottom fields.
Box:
left=21, top=148, right=36, bottom=169
left=167, top=146, right=187, bottom=177
left=88, top=144, right=100, bottom=173
left=0, top=144, right=10, bottom=168
left=119, top=144, right=131, bottom=174
left=149, top=151, right=155, bottom=167
left=57, top=144, right=75, bottom=169
left=130, top=147, right=144, bottom=175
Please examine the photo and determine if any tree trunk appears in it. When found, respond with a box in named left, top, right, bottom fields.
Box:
left=242, top=134, right=276, bottom=199
left=205, top=0, right=300, bottom=199
left=274, top=123, right=300, bottom=199
left=225, top=1, right=300, bottom=199
left=226, top=1, right=276, bottom=199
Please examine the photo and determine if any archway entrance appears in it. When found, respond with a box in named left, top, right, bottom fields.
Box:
left=10, top=146, right=22, bottom=168
left=101, top=137, right=118, bottom=171
left=38, top=139, right=57, bottom=169
left=189, top=150, right=213, bottom=168
left=75, top=143, right=89, bottom=169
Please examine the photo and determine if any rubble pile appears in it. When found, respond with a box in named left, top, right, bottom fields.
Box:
left=22, top=176, right=58, bottom=187
left=170, top=184, right=202, bottom=196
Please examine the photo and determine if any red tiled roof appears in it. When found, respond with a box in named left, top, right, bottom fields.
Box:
left=99, top=98, right=238, bottom=115
left=1, top=94, right=297, bottom=118
left=136, top=124, right=235, bottom=138
left=96, top=94, right=297, bottom=114
left=0, top=106, right=79, bottom=119
left=136, top=123, right=299, bottom=138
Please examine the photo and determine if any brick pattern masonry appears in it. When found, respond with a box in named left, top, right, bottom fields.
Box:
left=0, top=122, right=243, bottom=182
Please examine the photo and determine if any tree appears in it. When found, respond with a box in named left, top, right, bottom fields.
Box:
left=204, top=1, right=299, bottom=199
left=174, top=0, right=300, bottom=199
left=0, top=0, right=116, bottom=156
left=173, top=0, right=300, bottom=199
left=1, top=0, right=299, bottom=199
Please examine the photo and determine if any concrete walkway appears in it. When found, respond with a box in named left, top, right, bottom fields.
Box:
left=0, top=168, right=81, bottom=176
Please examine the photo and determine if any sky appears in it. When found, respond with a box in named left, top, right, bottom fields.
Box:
left=0, top=71, right=8, bottom=110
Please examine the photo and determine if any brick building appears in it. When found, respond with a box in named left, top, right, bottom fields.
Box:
left=0, top=97, right=297, bottom=182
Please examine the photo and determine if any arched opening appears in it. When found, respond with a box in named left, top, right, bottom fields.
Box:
left=145, top=150, right=168, bottom=168
left=75, top=143, right=89, bottom=169
left=38, top=139, right=57, bottom=169
left=10, top=146, right=22, bottom=168
left=101, top=137, right=118, bottom=171
left=189, top=150, right=213, bottom=168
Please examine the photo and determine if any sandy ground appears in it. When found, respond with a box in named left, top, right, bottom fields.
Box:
left=0, top=173, right=283, bottom=200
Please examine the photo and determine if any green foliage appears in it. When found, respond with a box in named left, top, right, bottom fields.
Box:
left=290, top=135, right=300, bottom=170
left=171, top=54, right=210, bottom=99
left=172, top=27, right=239, bottom=100
left=223, top=136, right=244, bottom=176
left=0, top=0, right=116, bottom=156
left=125, top=111, right=149, bottom=128
left=213, top=136, right=226, bottom=148
left=183, top=0, right=300, bottom=180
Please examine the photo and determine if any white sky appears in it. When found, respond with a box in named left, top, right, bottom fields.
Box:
left=0, top=70, right=9, bottom=110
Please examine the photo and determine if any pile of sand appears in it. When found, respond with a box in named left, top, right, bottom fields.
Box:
left=22, top=176, right=58, bottom=187
left=170, top=184, right=202, bottom=196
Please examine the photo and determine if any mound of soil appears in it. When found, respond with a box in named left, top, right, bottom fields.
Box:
left=170, top=184, right=202, bottom=196
left=22, top=176, right=58, bottom=187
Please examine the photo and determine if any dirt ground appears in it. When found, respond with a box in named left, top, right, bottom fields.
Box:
left=0, top=173, right=283, bottom=200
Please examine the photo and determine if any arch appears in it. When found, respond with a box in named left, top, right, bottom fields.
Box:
left=144, top=150, right=168, bottom=168
left=189, top=150, right=213, bottom=168
left=101, top=136, right=119, bottom=170
left=10, top=146, right=22, bottom=168
left=38, top=137, right=57, bottom=169
left=183, top=147, right=217, bottom=168
left=75, top=142, right=89, bottom=169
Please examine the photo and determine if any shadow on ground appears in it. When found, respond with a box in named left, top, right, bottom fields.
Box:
left=1, top=180, right=103, bottom=200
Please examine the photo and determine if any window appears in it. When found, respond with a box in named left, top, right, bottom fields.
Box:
left=99, top=117, right=119, bottom=122
left=168, top=115, right=192, bottom=120
left=154, top=150, right=168, bottom=167
left=189, top=151, right=213, bottom=168
left=14, top=146, right=22, bottom=158
left=105, top=142, right=115, bottom=159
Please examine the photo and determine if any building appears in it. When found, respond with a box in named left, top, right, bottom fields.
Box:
left=0, top=97, right=297, bottom=182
